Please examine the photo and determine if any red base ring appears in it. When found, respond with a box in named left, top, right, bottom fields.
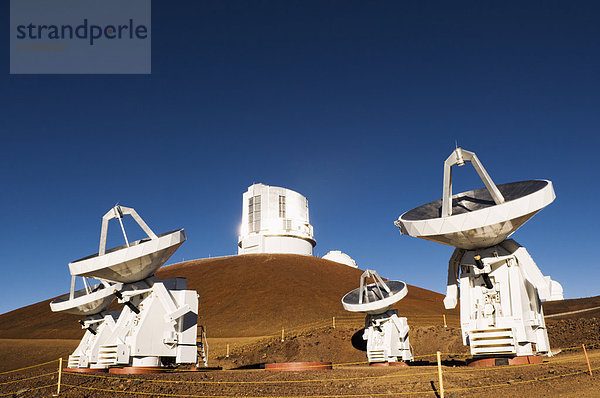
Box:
left=468, top=355, right=544, bottom=367
left=265, top=362, right=332, bottom=371
left=109, top=367, right=164, bottom=374
left=369, top=361, right=409, bottom=367
left=64, top=367, right=108, bottom=373
left=178, top=366, right=222, bottom=372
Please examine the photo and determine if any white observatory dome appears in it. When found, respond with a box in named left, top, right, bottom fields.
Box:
left=238, top=183, right=316, bottom=255
left=323, top=250, right=358, bottom=268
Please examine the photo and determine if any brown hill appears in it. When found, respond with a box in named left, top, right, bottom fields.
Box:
left=0, top=254, right=457, bottom=339
left=542, top=295, right=600, bottom=319
left=158, top=254, right=457, bottom=337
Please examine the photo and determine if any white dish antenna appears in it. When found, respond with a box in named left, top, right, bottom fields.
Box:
left=50, top=205, right=198, bottom=370
left=396, top=148, right=555, bottom=250
left=68, top=206, right=186, bottom=283
left=341, top=269, right=408, bottom=315
left=50, top=281, right=122, bottom=316
left=52, top=205, right=186, bottom=315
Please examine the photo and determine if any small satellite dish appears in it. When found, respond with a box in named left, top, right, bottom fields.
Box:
left=341, top=269, right=413, bottom=363
left=50, top=281, right=122, bottom=316
left=68, top=206, right=186, bottom=283
left=396, top=148, right=555, bottom=250
left=342, top=269, right=407, bottom=315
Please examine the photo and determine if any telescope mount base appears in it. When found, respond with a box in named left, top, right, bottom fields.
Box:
left=64, top=367, right=108, bottom=373
left=467, top=355, right=543, bottom=367
left=265, top=362, right=333, bottom=371
left=369, top=361, right=409, bottom=367
left=108, top=366, right=165, bottom=374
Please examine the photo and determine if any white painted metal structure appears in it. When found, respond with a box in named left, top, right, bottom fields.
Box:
left=342, top=270, right=413, bottom=363
left=238, top=183, right=315, bottom=255
left=396, top=148, right=563, bottom=358
left=322, top=250, right=358, bottom=268
left=50, top=206, right=199, bottom=369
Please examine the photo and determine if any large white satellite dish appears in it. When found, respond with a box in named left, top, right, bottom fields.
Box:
left=69, top=230, right=186, bottom=283
left=394, top=148, right=562, bottom=363
left=68, top=206, right=185, bottom=283
left=50, top=205, right=199, bottom=371
left=398, top=180, right=555, bottom=250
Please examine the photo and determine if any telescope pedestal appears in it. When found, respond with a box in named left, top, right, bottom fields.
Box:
left=64, top=367, right=108, bottom=373
left=364, top=310, right=413, bottom=364
left=467, top=355, right=543, bottom=367
left=67, top=312, right=119, bottom=369
left=443, top=239, right=562, bottom=358
left=369, top=361, right=409, bottom=367
left=109, top=366, right=165, bottom=374
left=67, top=278, right=198, bottom=370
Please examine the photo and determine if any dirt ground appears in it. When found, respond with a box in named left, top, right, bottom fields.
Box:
left=2, top=256, right=599, bottom=396
left=1, top=347, right=598, bottom=397
left=1, top=319, right=599, bottom=397
left=205, top=324, right=468, bottom=370
left=0, top=339, right=79, bottom=373
left=545, top=318, right=600, bottom=349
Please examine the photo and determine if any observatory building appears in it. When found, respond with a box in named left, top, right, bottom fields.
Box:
left=323, top=250, right=358, bottom=268
left=238, top=183, right=316, bottom=255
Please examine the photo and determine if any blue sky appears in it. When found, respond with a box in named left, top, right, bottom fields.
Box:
left=1, top=1, right=599, bottom=314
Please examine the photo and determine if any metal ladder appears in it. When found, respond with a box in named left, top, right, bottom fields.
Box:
left=197, top=325, right=208, bottom=367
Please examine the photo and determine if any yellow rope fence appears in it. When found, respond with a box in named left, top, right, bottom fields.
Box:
left=0, top=347, right=597, bottom=397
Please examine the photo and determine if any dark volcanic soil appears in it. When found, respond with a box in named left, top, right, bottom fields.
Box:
left=210, top=325, right=468, bottom=370
left=546, top=318, right=600, bottom=350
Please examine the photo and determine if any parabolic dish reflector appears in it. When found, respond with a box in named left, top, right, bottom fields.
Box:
left=69, top=229, right=186, bottom=283
left=397, top=180, right=555, bottom=250
left=50, top=282, right=122, bottom=316
left=342, top=280, right=407, bottom=315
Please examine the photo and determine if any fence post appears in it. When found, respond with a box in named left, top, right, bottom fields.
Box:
left=583, top=344, right=592, bottom=376
left=443, top=314, right=447, bottom=328
left=332, top=316, right=336, bottom=329
left=437, top=351, right=444, bottom=398
left=281, top=327, right=285, bottom=342
left=56, top=357, right=62, bottom=395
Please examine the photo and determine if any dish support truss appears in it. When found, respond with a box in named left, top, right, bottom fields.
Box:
left=443, top=239, right=563, bottom=357
left=99, top=205, right=158, bottom=256
left=358, top=269, right=392, bottom=305
left=65, top=205, right=159, bottom=301
left=442, top=147, right=505, bottom=218
left=363, top=310, right=413, bottom=363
